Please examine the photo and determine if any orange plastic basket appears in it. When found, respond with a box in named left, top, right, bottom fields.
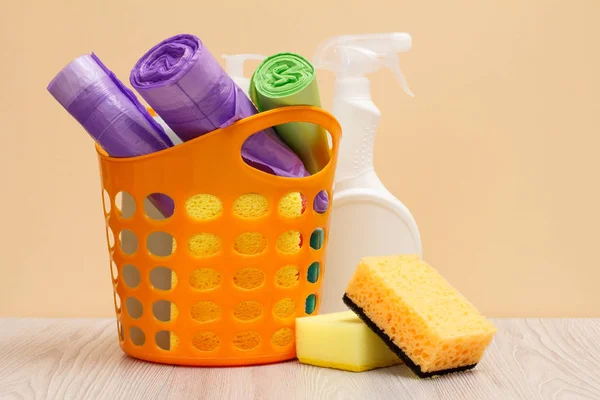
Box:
left=98, top=106, right=341, bottom=366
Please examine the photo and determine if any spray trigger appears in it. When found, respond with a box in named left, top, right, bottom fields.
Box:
left=383, top=55, right=414, bottom=97
left=313, top=33, right=414, bottom=97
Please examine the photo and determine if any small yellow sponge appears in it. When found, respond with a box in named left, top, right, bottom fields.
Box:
left=344, top=255, right=496, bottom=378
left=296, top=311, right=401, bottom=372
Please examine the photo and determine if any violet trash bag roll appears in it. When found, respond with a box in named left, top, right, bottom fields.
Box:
left=47, top=53, right=175, bottom=217
left=129, top=34, right=311, bottom=179
left=130, top=34, right=329, bottom=211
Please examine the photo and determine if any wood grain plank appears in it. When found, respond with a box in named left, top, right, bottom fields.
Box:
left=0, top=318, right=599, bottom=400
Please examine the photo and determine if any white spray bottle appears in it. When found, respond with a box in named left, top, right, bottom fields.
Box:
left=222, top=54, right=266, bottom=95
left=313, top=33, right=422, bottom=313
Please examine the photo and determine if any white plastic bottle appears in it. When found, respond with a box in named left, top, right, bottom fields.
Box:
left=313, top=33, right=422, bottom=313
left=222, top=54, right=266, bottom=95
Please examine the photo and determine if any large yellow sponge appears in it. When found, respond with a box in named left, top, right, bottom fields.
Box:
left=344, top=255, right=496, bottom=378
left=296, top=311, right=401, bottom=372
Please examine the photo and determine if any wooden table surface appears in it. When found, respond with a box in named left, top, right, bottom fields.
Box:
left=0, top=318, right=599, bottom=400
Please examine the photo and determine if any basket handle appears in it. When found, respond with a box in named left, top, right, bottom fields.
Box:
left=227, top=106, right=342, bottom=153
left=96, top=106, right=342, bottom=164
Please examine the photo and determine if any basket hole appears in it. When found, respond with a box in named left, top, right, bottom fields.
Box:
left=276, top=230, right=302, bottom=254
left=150, top=267, right=176, bottom=291
left=130, top=326, right=145, bottom=346
left=114, top=292, right=121, bottom=313
left=126, top=297, right=143, bottom=319
left=156, top=330, right=178, bottom=351
left=144, top=194, right=175, bottom=220
left=233, top=267, right=265, bottom=290
left=106, top=227, right=115, bottom=249
left=153, top=300, right=178, bottom=322
left=233, top=193, right=268, bottom=219
left=271, top=328, right=294, bottom=347
left=110, top=260, right=118, bottom=282
left=119, top=230, right=138, bottom=255
left=186, top=194, right=223, bottom=221
left=278, top=192, right=306, bottom=218
left=234, top=232, right=267, bottom=255
left=170, top=332, right=180, bottom=350
left=191, top=301, right=221, bottom=322
left=192, top=332, right=220, bottom=352
left=147, top=232, right=176, bottom=257
left=233, top=301, right=263, bottom=322
left=122, top=264, right=141, bottom=288
left=307, top=262, right=320, bottom=283
left=314, top=190, right=329, bottom=214
left=190, top=268, right=220, bottom=291
left=275, top=265, right=299, bottom=288
left=117, top=321, right=124, bottom=342
left=233, top=331, right=261, bottom=351
left=273, top=298, right=296, bottom=319
left=115, top=191, right=135, bottom=219
left=188, top=233, right=221, bottom=257
left=242, top=123, right=332, bottom=176
left=103, top=189, right=111, bottom=214
left=305, top=294, right=317, bottom=315
left=310, top=228, right=324, bottom=250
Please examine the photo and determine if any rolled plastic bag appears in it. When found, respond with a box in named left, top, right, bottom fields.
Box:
left=47, top=53, right=175, bottom=216
left=130, top=34, right=308, bottom=179
left=250, top=53, right=331, bottom=175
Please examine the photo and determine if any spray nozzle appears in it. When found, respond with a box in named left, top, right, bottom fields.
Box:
left=313, top=33, right=414, bottom=97
left=222, top=54, right=266, bottom=78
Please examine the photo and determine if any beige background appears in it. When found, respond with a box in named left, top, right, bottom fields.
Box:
left=0, top=0, right=598, bottom=317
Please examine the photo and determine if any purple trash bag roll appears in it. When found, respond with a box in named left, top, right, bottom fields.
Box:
left=129, top=34, right=311, bottom=179
left=47, top=53, right=175, bottom=217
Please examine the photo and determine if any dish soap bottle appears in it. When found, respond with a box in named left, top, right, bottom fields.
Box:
left=222, top=54, right=266, bottom=95
left=313, top=33, right=422, bottom=313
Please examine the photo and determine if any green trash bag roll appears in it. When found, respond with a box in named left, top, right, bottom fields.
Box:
left=250, top=53, right=331, bottom=174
